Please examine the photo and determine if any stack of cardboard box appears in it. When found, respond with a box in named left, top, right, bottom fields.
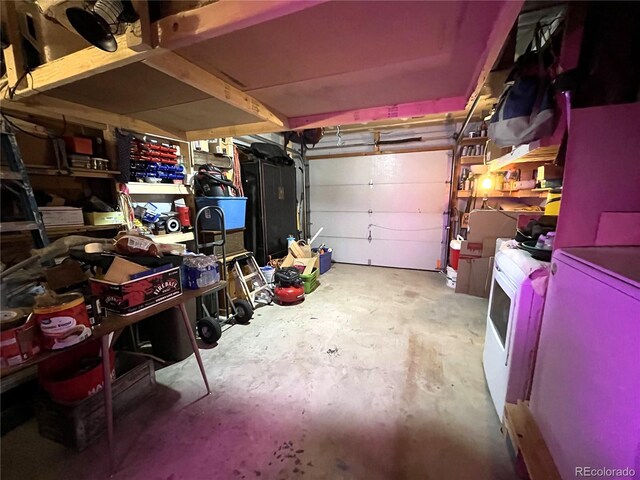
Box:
left=455, top=210, right=540, bottom=298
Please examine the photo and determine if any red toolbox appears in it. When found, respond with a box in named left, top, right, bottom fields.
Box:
left=90, top=267, right=182, bottom=315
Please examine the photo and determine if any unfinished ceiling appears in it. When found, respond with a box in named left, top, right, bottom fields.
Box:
left=176, top=1, right=512, bottom=118
left=2, top=0, right=522, bottom=139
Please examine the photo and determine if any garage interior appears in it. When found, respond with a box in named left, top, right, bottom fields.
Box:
left=0, top=2, right=639, bottom=480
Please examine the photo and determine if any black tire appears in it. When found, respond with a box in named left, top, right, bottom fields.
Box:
left=197, top=316, right=222, bottom=344
left=233, top=299, right=254, bottom=324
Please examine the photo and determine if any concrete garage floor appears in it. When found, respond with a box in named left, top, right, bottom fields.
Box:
left=2, top=264, right=516, bottom=480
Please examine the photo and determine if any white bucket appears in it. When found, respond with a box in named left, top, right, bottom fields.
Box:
left=446, top=266, right=457, bottom=289
left=260, top=266, right=275, bottom=284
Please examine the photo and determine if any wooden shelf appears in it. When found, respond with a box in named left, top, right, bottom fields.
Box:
left=46, top=224, right=122, bottom=236
left=25, top=165, right=121, bottom=178
left=504, top=401, right=561, bottom=480
left=126, top=183, right=191, bottom=195
left=457, top=189, right=547, bottom=199
left=460, top=155, right=485, bottom=165
left=488, top=142, right=559, bottom=172
left=0, top=221, right=39, bottom=232
left=0, top=170, right=22, bottom=180
left=151, top=232, right=194, bottom=244
left=459, top=136, right=488, bottom=146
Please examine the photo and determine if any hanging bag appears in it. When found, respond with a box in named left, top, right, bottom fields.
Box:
left=488, top=23, right=559, bottom=147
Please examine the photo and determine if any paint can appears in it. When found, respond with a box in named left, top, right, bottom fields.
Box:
left=446, top=266, right=458, bottom=289
left=0, top=309, right=40, bottom=368
left=32, top=293, right=92, bottom=350
left=260, top=266, right=275, bottom=284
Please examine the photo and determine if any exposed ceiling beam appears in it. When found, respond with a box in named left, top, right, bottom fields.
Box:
left=1, top=2, right=25, bottom=90
left=465, top=0, right=524, bottom=109
left=143, top=52, right=287, bottom=128
left=5, top=35, right=165, bottom=99
left=155, top=0, right=329, bottom=50
left=289, top=97, right=467, bottom=130
left=1, top=96, right=187, bottom=141
left=126, top=0, right=157, bottom=52
left=186, top=121, right=285, bottom=141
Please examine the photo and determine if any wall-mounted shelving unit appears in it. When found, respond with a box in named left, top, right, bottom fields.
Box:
left=150, top=232, right=195, bottom=244
left=487, top=142, right=559, bottom=172
left=125, top=183, right=191, bottom=196
left=457, top=189, right=548, bottom=198
left=460, top=155, right=485, bottom=165
left=26, top=166, right=121, bottom=179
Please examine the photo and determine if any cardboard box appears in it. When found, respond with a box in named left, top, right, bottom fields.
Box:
left=281, top=254, right=319, bottom=275
left=83, top=212, right=125, bottom=226
left=466, top=210, right=519, bottom=243
left=537, top=165, right=563, bottom=180
left=103, top=256, right=147, bottom=284
left=455, top=256, right=494, bottom=298
left=39, top=207, right=84, bottom=228
left=459, top=237, right=498, bottom=259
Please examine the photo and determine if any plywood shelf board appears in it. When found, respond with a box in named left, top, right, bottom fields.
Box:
left=457, top=189, right=547, bottom=198
left=488, top=143, right=559, bottom=172
left=151, top=232, right=194, bottom=244
left=459, top=136, right=488, bottom=145
left=460, top=155, right=485, bottom=165
left=0, top=221, right=39, bottom=232
left=126, top=183, right=191, bottom=195
left=46, top=224, right=122, bottom=235
left=26, top=166, right=121, bottom=178
left=504, top=401, right=561, bottom=480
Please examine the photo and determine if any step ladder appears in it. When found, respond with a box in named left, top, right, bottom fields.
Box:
left=1, top=130, right=49, bottom=249
left=227, top=251, right=273, bottom=307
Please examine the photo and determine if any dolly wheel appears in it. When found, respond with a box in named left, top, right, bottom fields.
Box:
left=197, top=317, right=222, bottom=344
left=233, top=299, right=254, bottom=324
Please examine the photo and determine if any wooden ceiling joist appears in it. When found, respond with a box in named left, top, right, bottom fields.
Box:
left=2, top=95, right=187, bottom=141
left=7, top=35, right=165, bottom=100
left=142, top=52, right=287, bottom=130
left=186, top=121, right=283, bottom=141
left=289, top=96, right=467, bottom=130
left=155, top=0, right=329, bottom=50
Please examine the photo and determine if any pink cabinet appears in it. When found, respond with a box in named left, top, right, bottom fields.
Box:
left=530, top=247, right=640, bottom=479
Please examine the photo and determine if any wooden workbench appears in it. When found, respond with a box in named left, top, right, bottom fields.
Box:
left=0, top=281, right=227, bottom=473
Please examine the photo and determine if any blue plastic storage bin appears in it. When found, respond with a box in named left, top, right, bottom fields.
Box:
left=195, top=197, right=247, bottom=230
left=313, top=248, right=332, bottom=274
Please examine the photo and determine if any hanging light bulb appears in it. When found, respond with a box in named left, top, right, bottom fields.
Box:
left=481, top=176, right=493, bottom=191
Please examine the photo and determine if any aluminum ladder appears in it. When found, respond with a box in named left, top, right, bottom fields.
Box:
left=0, top=130, right=49, bottom=249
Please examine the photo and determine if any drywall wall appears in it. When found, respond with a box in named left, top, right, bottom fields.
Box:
left=555, top=102, right=640, bottom=248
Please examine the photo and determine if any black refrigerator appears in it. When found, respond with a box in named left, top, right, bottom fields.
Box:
left=241, top=157, right=297, bottom=265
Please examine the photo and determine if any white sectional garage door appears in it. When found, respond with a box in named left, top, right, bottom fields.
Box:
left=309, top=150, right=451, bottom=270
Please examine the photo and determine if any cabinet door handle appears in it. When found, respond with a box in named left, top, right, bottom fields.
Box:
left=551, top=262, right=557, bottom=275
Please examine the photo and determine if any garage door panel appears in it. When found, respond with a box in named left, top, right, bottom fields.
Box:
left=371, top=183, right=448, bottom=213
left=314, top=236, right=371, bottom=265
left=309, top=150, right=450, bottom=270
left=309, top=157, right=372, bottom=186
left=310, top=212, right=369, bottom=239
left=372, top=151, right=450, bottom=184
left=370, top=213, right=445, bottom=242
left=370, top=239, right=442, bottom=270
left=310, top=185, right=369, bottom=211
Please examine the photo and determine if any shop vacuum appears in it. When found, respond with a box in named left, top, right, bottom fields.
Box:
left=273, top=268, right=304, bottom=305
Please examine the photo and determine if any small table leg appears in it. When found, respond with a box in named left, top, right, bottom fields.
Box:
left=101, top=334, right=115, bottom=474
left=178, top=303, right=211, bottom=394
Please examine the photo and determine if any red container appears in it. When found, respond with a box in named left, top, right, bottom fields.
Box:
left=449, top=237, right=462, bottom=270
left=90, top=266, right=182, bottom=315
left=64, top=136, right=93, bottom=155
left=0, top=310, right=40, bottom=368
left=33, top=293, right=92, bottom=351
left=176, top=206, right=191, bottom=227
left=39, top=338, right=115, bottom=404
